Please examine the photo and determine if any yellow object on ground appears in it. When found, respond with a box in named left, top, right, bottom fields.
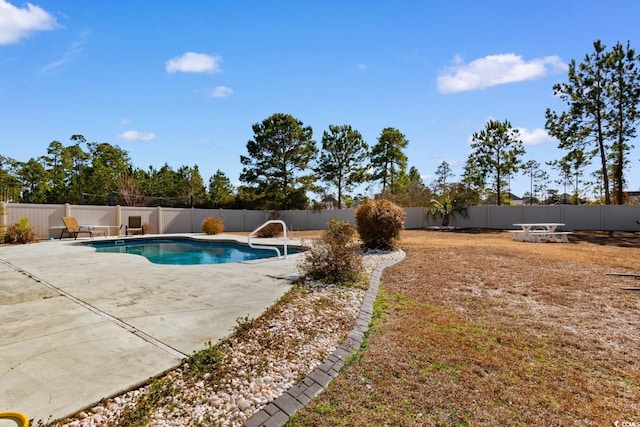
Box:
left=0, top=411, right=29, bottom=426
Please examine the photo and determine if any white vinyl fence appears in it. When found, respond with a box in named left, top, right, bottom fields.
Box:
left=3, top=202, right=640, bottom=240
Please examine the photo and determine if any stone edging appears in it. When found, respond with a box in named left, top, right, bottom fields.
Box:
left=244, top=250, right=407, bottom=427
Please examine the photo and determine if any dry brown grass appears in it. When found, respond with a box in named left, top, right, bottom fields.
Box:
left=289, top=229, right=640, bottom=426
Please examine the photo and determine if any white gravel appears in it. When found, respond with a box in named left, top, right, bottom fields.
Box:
left=56, top=251, right=398, bottom=427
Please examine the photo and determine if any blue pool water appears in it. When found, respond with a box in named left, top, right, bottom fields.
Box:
left=84, top=238, right=296, bottom=265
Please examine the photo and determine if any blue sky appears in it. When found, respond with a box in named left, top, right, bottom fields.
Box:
left=1, top=0, right=639, bottom=199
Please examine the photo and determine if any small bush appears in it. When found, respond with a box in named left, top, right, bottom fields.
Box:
left=298, top=219, right=364, bottom=286
left=323, top=218, right=358, bottom=247
left=256, top=222, right=283, bottom=238
left=355, top=198, right=405, bottom=250
left=202, top=216, right=224, bottom=235
left=0, top=202, right=5, bottom=241
left=4, top=217, right=38, bottom=244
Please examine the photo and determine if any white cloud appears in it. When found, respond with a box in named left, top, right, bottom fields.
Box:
left=166, top=52, right=222, bottom=74
left=210, top=85, right=233, bottom=98
left=120, top=118, right=131, bottom=125
left=358, top=63, right=368, bottom=70
left=517, top=127, right=554, bottom=146
left=437, top=53, right=568, bottom=94
left=40, top=30, right=89, bottom=73
left=117, top=130, right=156, bottom=141
left=0, top=0, right=58, bottom=45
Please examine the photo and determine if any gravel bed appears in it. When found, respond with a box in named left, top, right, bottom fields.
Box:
left=55, top=251, right=397, bottom=427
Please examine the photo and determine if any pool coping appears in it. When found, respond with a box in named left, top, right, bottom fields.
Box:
left=76, top=234, right=304, bottom=264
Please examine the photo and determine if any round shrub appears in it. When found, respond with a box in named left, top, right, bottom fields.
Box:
left=355, top=198, right=405, bottom=250
left=202, top=216, right=224, bottom=235
left=4, top=217, right=38, bottom=244
left=255, top=222, right=283, bottom=238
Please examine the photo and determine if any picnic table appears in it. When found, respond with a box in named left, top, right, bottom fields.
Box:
left=511, top=223, right=572, bottom=243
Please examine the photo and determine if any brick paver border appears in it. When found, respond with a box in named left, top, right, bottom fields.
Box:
left=244, top=250, right=407, bottom=427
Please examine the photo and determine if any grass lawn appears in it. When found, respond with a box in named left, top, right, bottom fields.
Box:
left=289, top=229, right=640, bottom=426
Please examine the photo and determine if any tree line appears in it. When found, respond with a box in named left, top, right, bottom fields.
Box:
left=0, top=123, right=424, bottom=209
left=1, top=40, right=639, bottom=209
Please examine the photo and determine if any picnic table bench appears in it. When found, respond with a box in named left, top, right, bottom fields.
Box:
left=511, top=223, right=573, bottom=243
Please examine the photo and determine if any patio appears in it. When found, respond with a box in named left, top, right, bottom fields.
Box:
left=0, top=235, right=303, bottom=422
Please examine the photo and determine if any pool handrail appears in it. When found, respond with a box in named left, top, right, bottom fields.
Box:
left=248, top=220, right=288, bottom=259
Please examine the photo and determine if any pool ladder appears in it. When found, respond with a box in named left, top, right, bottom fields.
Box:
left=248, top=220, right=288, bottom=259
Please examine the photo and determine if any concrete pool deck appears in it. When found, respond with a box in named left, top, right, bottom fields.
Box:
left=0, top=234, right=303, bottom=423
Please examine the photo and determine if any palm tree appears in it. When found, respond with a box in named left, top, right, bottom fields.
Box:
left=426, top=191, right=471, bottom=227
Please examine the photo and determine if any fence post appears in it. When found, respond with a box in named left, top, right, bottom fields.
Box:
left=116, top=205, right=122, bottom=232
left=157, top=206, right=163, bottom=234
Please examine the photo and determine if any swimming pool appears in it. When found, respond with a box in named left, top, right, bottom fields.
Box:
left=84, top=237, right=297, bottom=265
